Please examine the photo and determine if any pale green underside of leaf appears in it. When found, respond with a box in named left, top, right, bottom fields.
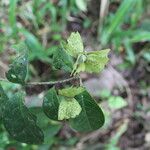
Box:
left=58, top=98, right=82, bottom=120
left=43, top=87, right=60, bottom=121
left=73, top=49, right=110, bottom=74
left=85, top=49, right=110, bottom=73
left=6, top=50, right=28, bottom=85
left=58, top=86, right=85, bottom=98
left=73, top=62, right=85, bottom=75
left=64, top=32, right=84, bottom=57
left=69, top=90, right=105, bottom=132
left=3, top=92, right=44, bottom=144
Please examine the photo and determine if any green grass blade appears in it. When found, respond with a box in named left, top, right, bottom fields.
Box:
left=9, top=0, right=18, bottom=35
left=124, top=39, right=135, bottom=64
left=101, top=0, right=137, bottom=45
left=20, top=29, right=51, bottom=63
left=131, top=31, right=150, bottom=42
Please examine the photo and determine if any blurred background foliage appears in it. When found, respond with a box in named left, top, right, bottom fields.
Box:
left=0, top=0, right=150, bottom=149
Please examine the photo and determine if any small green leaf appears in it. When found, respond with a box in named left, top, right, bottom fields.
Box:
left=6, top=50, right=28, bottom=85
left=100, top=89, right=111, bottom=99
left=58, top=98, right=82, bottom=120
left=58, top=87, right=85, bottom=98
left=69, top=90, right=105, bottom=132
left=73, top=49, right=110, bottom=75
left=43, top=88, right=60, bottom=121
left=64, top=32, right=84, bottom=57
left=108, top=96, right=128, bottom=110
left=3, top=92, right=44, bottom=144
left=85, top=49, right=110, bottom=73
left=52, top=48, right=73, bottom=72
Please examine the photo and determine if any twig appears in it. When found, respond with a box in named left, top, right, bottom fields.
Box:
left=26, top=76, right=79, bottom=86
left=0, top=76, right=80, bottom=86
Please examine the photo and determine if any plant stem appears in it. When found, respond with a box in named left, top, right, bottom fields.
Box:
left=26, top=76, right=79, bottom=86
left=0, top=76, right=80, bottom=86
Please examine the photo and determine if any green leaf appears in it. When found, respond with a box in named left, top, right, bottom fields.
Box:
left=73, top=49, right=110, bottom=75
left=69, top=90, right=105, bottom=132
left=58, top=98, right=82, bottom=120
left=44, top=124, right=62, bottom=144
left=100, top=89, right=111, bottom=99
left=52, top=48, right=73, bottom=72
left=0, top=84, right=8, bottom=121
left=58, top=87, right=85, bottom=98
left=6, top=51, right=28, bottom=85
left=108, top=96, right=128, bottom=110
left=64, top=32, right=84, bottom=57
left=3, top=92, right=44, bottom=144
left=85, top=49, right=110, bottom=73
left=43, top=88, right=60, bottom=121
